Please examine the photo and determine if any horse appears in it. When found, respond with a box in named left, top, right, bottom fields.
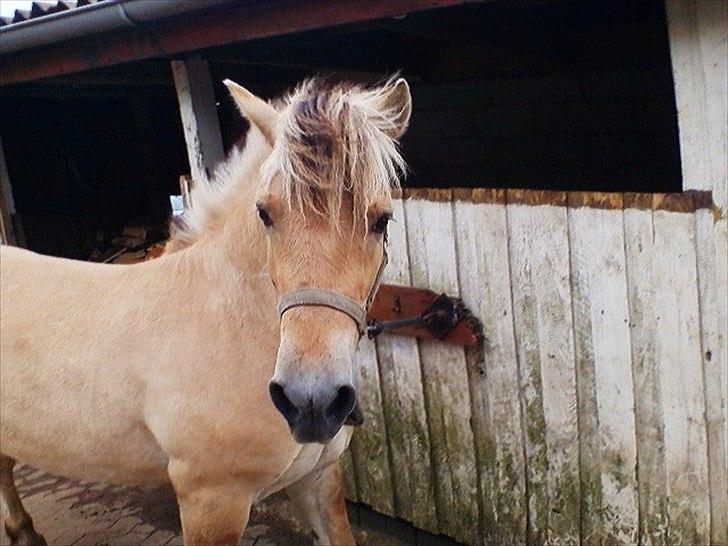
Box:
left=0, top=76, right=412, bottom=546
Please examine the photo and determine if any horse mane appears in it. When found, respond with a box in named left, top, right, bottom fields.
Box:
left=265, top=76, right=407, bottom=225
left=169, top=76, right=407, bottom=249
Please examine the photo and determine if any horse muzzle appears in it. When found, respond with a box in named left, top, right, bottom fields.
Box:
left=268, top=379, right=356, bottom=444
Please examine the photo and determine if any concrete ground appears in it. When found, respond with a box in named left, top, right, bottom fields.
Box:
left=0, top=465, right=326, bottom=546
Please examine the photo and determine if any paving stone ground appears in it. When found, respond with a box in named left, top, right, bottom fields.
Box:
left=0, top=465, right=361, bottom=546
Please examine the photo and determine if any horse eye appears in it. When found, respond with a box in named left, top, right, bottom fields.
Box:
left=371, top=214, right=390, bottom=235
left=257, top=206, right=273, bottom=227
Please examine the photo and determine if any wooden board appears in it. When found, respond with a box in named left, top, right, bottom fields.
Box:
left=403, top=191, right=480, bottom=544
left=507, top=201, right=580, bottom=545
left=623, top=207, right=669, bottom=545
left=453, top=195, right=527, bottom=544
left=349, top=337, right=395, bottom=516
left=171, top=55, right=225, bottom=187
left=693, top=208, right=728, bottom=546
left=568, top=204, right=638, bottom=543
left=666, top=3, right=728, bottom=543
left=340, top=447, right=358, bottom=503
left=651, top=210, right=710, bottom=545
left=374, top=197, right=438, bottom=533
left=624, top=208, right=711, bottom=545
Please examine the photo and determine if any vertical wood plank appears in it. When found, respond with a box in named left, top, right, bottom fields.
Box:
left=568, top=204, right=638, bottom=544
left=375, top=197, right=438, bottom=533
left=623, top=207, right=669, bottom=546
left=453, top=194, right=527, bottom=544
left=403, top=192, right=480, bottom=545
left=340, top=447, right=359, bottom=503
left=624, top=208, right=711, bottom=545
left=693, top=208, right=728, bottom=546
left=349, top=337, right=395, bottom=516
left=652, top=210, right=710, bottom=546
left=171, top=55, right=225, bottom=187
left=506, top=200, right=580, bottom=545
left=666, top=3, right=727, bottom=543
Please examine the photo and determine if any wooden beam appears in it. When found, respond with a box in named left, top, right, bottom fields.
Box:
left=0, top=0, right=464, bottom=86
left=172, top=56, right=225, bottom=186
left=0, top=138, right=24, bottom=247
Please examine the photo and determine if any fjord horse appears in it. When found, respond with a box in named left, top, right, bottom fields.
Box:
left=0, top=76, right=411, bottom=545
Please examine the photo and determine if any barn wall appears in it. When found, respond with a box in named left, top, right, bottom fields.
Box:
left=345, top=190, right=721, bottom=545
left=666, top=2, right=728, bottom=545
left=343, top=5, right=727, bottom=545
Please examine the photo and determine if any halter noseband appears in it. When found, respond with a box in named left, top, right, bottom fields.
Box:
left=276, top=237, right=388, bottom=338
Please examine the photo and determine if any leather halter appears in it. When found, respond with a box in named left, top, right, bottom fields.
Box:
left=276, top=236, right=388, bottom=338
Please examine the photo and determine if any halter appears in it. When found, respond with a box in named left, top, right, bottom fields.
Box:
left=276, top=236, right=388, bottom=338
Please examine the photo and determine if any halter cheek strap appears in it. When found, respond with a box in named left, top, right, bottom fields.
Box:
left=277, top=238, right=388, bottom=338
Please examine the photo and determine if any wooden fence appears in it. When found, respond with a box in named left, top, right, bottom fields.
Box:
left=342, top=188, right=726, bottom=546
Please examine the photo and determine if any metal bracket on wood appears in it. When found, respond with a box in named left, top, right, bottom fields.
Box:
left=366, top=284, right=479, bottom=346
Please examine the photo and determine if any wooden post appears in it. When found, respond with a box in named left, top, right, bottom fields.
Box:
left=179, top=175, right=194, bottom=209
left=0, top=137, right=23, bottom=247
left=171, top=55, right=225, bottom=187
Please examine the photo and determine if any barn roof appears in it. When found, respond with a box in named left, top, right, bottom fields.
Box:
left=0, top=0, right=463, bottom=86
left=1, top=1, right=99, bottom=28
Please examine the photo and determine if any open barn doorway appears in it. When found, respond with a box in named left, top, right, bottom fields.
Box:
left=0, top=0, right=681, bottom=260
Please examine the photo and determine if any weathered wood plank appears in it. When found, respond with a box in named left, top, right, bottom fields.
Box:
left=171, top=55, right=225, bottom=187
left=453, top=195, right=527, bottom=545
left=506, top=200, right=580, bottom=545
left=340, top=446, right=358, bottom=503
left=623, top=207, right=669, bottom=546
left=374, top=197, right=438, bottom=533
left=666, top=3, right=728, bottom=543
left=568, top=204, right=638, bottom=544
left=693, top=208, right=728, bottom=546
left=403, top=191, right=480, bottom=544
left=349, top=337, right=395, bottom=516
left=652, top=210, right=711, bottom=546
left=624, top=208, right=711, bottom=545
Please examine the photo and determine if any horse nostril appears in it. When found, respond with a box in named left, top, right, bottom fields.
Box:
left=269, top=381, right=301, bottom=427
left=324, top=384, right=356, bottom=425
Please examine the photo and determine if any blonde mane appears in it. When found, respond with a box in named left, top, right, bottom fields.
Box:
left=170, top=76, right=407, bottom=247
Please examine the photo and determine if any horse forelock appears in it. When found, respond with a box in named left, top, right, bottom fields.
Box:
left=263, top=76, right=407, bottom=227
left=168, top=76, right=406, bottom=249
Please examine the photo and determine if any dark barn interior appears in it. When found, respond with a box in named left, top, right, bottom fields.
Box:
left=0, top=0, right=682, bottom=259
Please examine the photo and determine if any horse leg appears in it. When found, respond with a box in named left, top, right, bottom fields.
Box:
left=168, top=460, right=251, bottom=546
left=285, top=460, right=356, bottom=546
left=0, top=455, right=46, bottom=546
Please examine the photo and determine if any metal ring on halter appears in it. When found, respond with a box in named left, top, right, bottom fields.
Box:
left=276, top=238, right=388, bottom=338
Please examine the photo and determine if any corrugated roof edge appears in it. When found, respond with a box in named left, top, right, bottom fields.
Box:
left=0, top=0, right=234, bottom=55
left=1, top=1, right=99, bottom=28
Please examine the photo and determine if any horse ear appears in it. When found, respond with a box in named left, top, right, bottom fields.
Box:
left=223, top=79, right=278, bottom=145
left=379, top=77, right=412, bottom=140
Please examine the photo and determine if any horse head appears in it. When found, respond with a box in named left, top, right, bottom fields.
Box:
left=225, top=77, right=411, bottom=443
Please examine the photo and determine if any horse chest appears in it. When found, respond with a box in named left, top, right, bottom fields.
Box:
left=256, top=426, right=352, bottom=501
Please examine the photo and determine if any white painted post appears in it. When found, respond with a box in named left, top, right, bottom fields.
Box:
left=171, top=55, right=225, bottom=187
